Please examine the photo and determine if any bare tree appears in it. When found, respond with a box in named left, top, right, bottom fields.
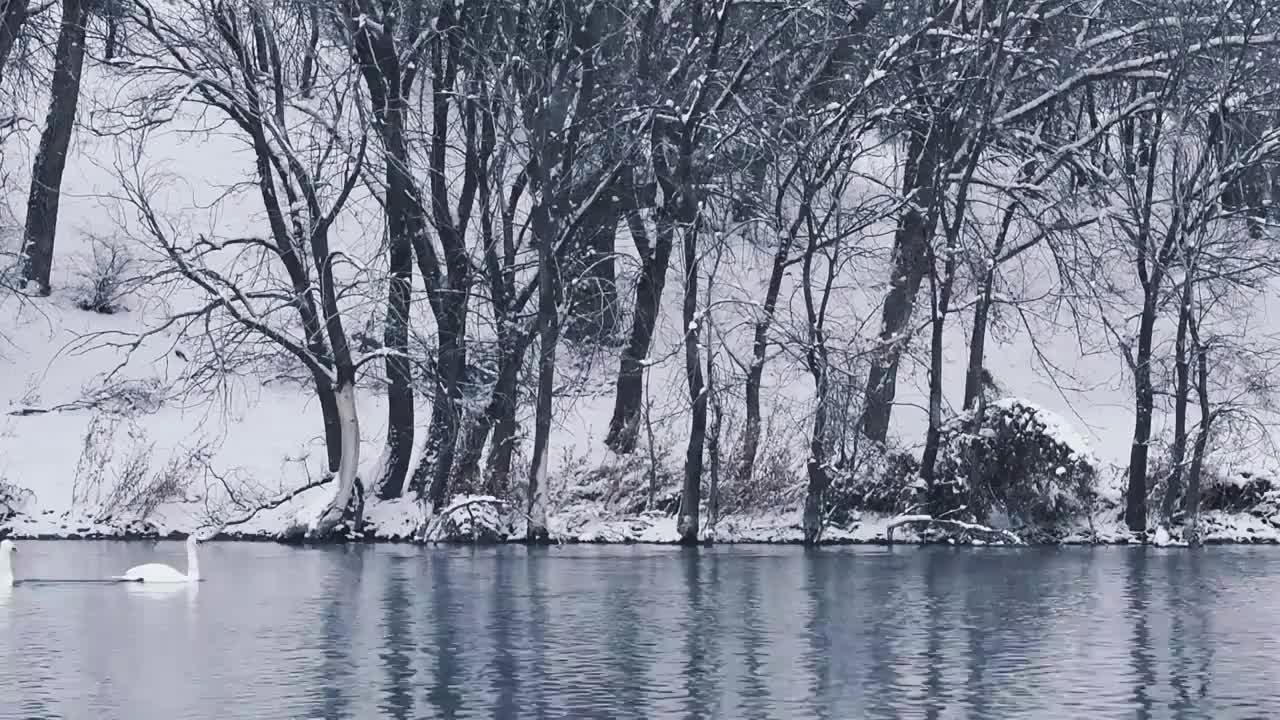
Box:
left=117, top=0, right=371, bottom=538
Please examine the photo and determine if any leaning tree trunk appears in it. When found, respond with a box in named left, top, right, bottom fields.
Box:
left=0, top=0, right=30, bottom=85
left=304, top=379, right=361, bottom=537
left=739, top=217, right=795, bottom=484
left=605, top=213, right=674, bottom=454
left=21, top=0, right=89, bottom=295
left=861, top=122, right=939, bottom=444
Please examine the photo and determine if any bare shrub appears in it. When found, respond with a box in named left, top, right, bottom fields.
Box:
left=72, top=235, right=137, bottom=314
left=719, top=413, right=804, bottom=515
left=78, top=376, right=167, bottom=415
left=0, top=473, right=35, bottom=522
left=71, top=412, right=204, bottom=522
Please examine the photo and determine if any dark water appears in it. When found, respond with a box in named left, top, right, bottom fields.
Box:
left=0, top=543, right=1276, bottom=720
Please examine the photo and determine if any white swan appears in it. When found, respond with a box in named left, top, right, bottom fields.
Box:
left=0, top=540, right=14, bottom=586
left=116, top=535, right=201, bottom=583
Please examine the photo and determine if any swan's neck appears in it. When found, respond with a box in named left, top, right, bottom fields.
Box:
left=186, top=542, right=200, bottom=581
left=0, top=553, right=11, bottom=585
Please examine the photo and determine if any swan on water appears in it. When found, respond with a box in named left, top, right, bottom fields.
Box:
left=115, top=535, right=201, bottom=583
left=0, top=540, right=14, bottom=586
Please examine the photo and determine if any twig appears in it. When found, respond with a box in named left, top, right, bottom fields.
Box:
left=216, top=476, right=333, bottom=531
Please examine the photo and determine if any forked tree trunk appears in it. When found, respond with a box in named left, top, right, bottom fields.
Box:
left=21, top=0, right=89, bottom=295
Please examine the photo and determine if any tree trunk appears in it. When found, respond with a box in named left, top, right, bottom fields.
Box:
left=20, top=0, right=89, bottom=295
left=451, top=412, right=491, bottom=495
left=802, top=399, right=830, bottom=545
left=299, top=0, right=320, bottom=97
left=1183, top=317, right=1210, bottom=545
left=1160, top=288, right=1191, bottom=524
left=918, top=311, right=947, bottom=491
left=368, top=88, right=416, bottom=500
left=800, top=229, right=833, bottom=545
left=1125, top=291, right=1159, bottom=532
left=964, top=271, right=996, bottom=410
left=526, top=202, right=556, bottom=543
left=678, top=213, right=705, bottom=546
left=104, top=1, right=118, bottom=60
left=375, top=232, right=414, bottom=500
left=486, top=366, right=519, bottom=498
left=739, top=224, right=794, bottom=483
left=0, top=0, right=29, bottom=86
left=707, top=344, right=722, bottom=534
left=416, top=304, right=468, bottom=509
left=605, top=213, right=674, bottom=454
left=861, top=122, right=939, bottom=444
left=314, top=373, right=342, bottom=474
left=306, top=381, right=361, bottom=537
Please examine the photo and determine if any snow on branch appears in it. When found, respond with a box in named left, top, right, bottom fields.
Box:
left=885, top=514, right=1024, bottom=545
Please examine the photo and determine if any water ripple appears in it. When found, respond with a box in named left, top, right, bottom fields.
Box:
left=0, top=543, right=1277, bottom=719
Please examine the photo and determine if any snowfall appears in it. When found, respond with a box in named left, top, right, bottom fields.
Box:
left=3, top=62, right=1280, bottom=548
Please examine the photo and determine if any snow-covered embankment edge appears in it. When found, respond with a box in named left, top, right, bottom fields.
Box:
left=5, top=489, right=1280, bottom=546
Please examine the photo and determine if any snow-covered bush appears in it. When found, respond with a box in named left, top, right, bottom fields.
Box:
left=431, top=496, right=509, bottom=542
left=1201, top=471, right=1279, bottom=513
left=826, top=447, right=920, bottom=521
left=934, top=398, right=1099, bottom=527
left=72, top=235, right=136, bottom=314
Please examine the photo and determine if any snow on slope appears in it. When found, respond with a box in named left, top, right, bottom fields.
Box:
left=1, top=56, right=1277, bottom=542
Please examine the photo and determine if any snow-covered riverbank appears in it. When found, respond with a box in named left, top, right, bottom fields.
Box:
left=6, top=489, right=1279, bottom=546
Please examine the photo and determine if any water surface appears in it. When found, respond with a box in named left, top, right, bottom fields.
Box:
left=0, top=542, right=1274, bottom=719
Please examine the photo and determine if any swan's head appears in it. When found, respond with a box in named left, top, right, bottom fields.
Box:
left=0, top=540, right=14, bottom=557
left=186, top=535, right=201, bottom=548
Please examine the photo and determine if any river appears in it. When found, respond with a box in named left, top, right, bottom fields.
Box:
left=0, top=542, right=1275, bottom=719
